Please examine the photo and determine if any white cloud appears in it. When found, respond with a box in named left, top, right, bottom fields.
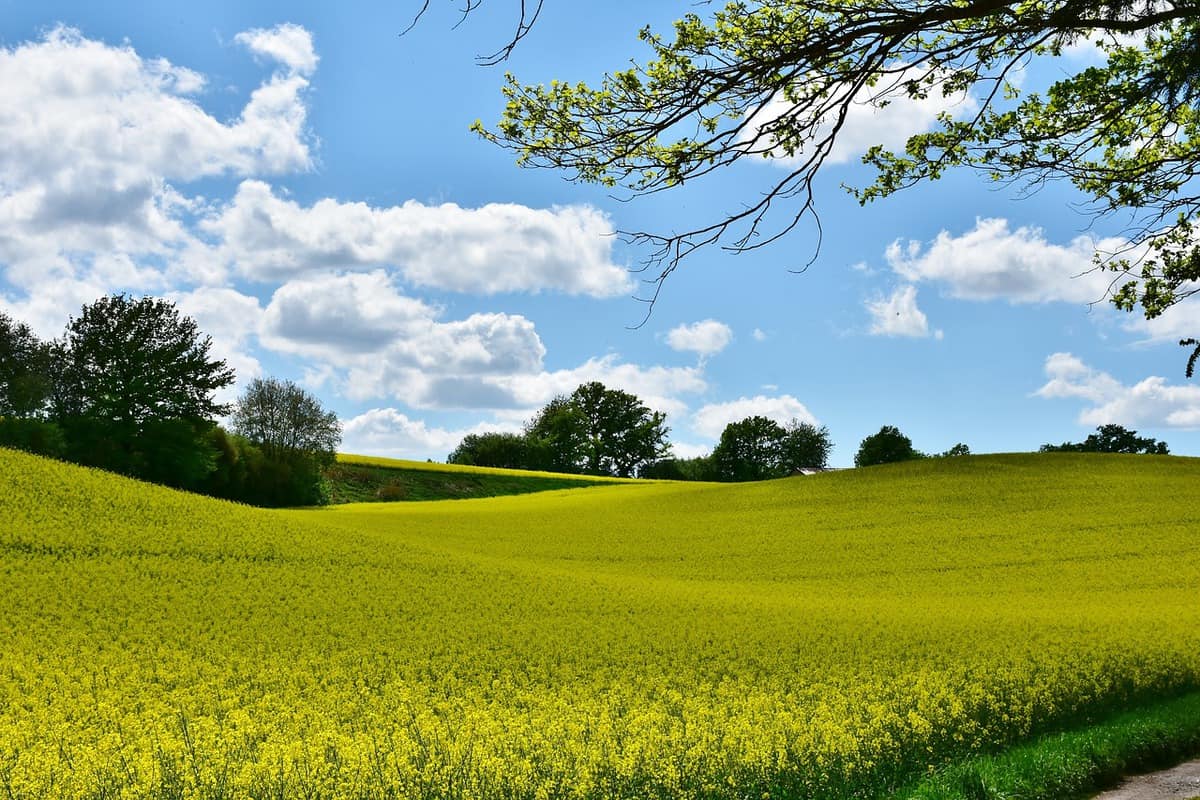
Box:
left=0, top=25, right=314, bottom=316
left=235, top=23, right=318, bottom=76
left=1035, top=352, right=1200, bottom=428
left=1123, top=296, right=1200, bottom=343
left=670, top=441, right=712, bottom=460
left=692, top=395, right=819, bottom=439
left=752, top=328, right=767, bottom=342
left=340, top=408, right=518, bottom=461
left=886, top=218, right=1119, bottom=304
left=493, top=354, right=707, bottom=417
left=168, top=287, right=265, bottom=402
left=666, top=319, right=733, bottom=357
left=208, top=180, right=632, bottom=297
left=259, top=271, right=549, bottom=407
left=866, top=284, right=934, bottom=338
left=746, top=64, right=977, bottom=167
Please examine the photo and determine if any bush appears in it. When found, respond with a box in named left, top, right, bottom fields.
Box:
left=0, top=417, right=66, bottom=458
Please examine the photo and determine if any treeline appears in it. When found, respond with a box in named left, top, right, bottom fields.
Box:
left=0, top=297, right=340, bottom=507
left=448, top=383, right=836, bottom=481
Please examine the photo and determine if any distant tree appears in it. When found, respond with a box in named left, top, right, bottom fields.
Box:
left=53, top=294, right=234, bottom=486
left=448, top=432, right=530, bottom=469
left=524, top=395, right=588, bottom=473
left=855, top=425, right=917, bottom=468
left=712, top=416, right=787, bottom=482
left=712, top=416, right=833, bottom=481
left=232, top=377, right=341, bottom=462
left=940, top=443, right=971, bottom=457
left=779, top=420, right=833, bottom=472
left=1040, top=424, right=1168, bottom=455
left=526, top=382, right=670, bottom=477
left=231, top=378, right=342, bottom=506
left=0, top=311, right=52, bottom=418
left=641, top=454, right=716, bottom=481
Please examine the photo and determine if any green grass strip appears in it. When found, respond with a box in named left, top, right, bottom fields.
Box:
left=902, top=690, right=1200, bottom=800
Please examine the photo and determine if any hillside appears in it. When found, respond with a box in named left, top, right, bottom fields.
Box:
left=2, top=449, right=1199, bottom=799
left=326, top=452, right=635, bottom=503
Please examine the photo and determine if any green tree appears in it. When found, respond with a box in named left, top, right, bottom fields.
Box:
left=445, top=0, right=1200, bottom=370
left=526, top=382, right=670, bottom=477
left=779, top=420, right=834, bottom=472
left=855, top=425, right=918, bottom=468
left=641, top=454, right=716, bottom=481
left=447, top=432, right=531, bottom=469
left=0, top=311, right=52, bottom=418
left=712, top=415, right=787, bottom=482
left=1040, top=423, right=1168, bottom=454
left=231, top=377, right=342, bottom=506
left=712, top=416, right=833, bottom=480
left=53, top=294, right=234, bottom=486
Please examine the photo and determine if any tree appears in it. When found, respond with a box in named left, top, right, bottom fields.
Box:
left=855, top=425, right=917, bottom=467
left=0, top=311, right=52, bottom=418
left=712, top=416, right=787, bottom=482
left=641, top=455, right=717, bottom=481
left=430, top=0, right=1200, bottom=370
left=526, top=382, right=670, bottom=477
left=939, top=443, right=972, bottom=457
left=1040, top=423, right=1168, bottom=454
left=779, top=420, right=834, bottom=472
left=712, top=416, right=833, bottom=481
left=53, top=294, right=234, bottom=485
left=447, top=432, right=531, bottom=469
left=231, top=377, right=341, bottom=462
left=231, top=378, right=342, bottom=506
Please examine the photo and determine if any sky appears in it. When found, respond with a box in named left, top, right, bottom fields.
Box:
left=1, top=0, right=1198, bottom=466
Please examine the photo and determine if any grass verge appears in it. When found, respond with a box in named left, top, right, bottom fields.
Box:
left=903, top=690, right=1200, bottom=800
left=325, top=456, right=623, bottom=502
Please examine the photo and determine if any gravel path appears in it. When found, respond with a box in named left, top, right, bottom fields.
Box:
left=1091, top=760, right=1200, bottom=800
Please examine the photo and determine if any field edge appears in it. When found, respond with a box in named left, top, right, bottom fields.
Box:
left=901, top=689, right=1200, bottom=800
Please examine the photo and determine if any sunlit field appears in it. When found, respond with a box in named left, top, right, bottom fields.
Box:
left=2, top=449, right=1198, bottom=799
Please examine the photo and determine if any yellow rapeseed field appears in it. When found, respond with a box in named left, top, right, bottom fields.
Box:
left=1, top=448, right=1198, bottom=799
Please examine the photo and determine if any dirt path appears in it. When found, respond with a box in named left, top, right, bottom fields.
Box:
left=1091, top=760, right=1200, bottom=800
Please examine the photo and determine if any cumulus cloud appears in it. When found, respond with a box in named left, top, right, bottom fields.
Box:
left=1035, top=352, right=1200, bottom=428
left=208, top=180, right=632, bottom=296
left=168, top=287, right=265, bottom=401
left=886, top=218, right=1119, bottom=304
left=866, top=285, right=936, bottom=338
left=340, top=408, right=519, bottom=460
left=0, top=25, right=314, bottom=317
left=259, top=271, right=548, bottom=405
left=1123, top=296, right=1200, bottom=343
left=746, top=64, right=977, bottom=167
left=235, top=23, right=318, bottom=75
left=692, top=395, right=819, bottom=439
left=666, top=319, right=733, bottom=357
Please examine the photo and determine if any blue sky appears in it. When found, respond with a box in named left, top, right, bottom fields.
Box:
left=2, top=0, right=1198, bottom=465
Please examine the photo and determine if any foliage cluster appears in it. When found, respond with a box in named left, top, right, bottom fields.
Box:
left=461, top=0, right=1200, bottom=369
left=1040, top=423, right=1170, bottom=455
left=449, top=381, right=669, bottom=477
left=1, top=449, right=1198, bottom=798
left=0, top=300, right=340, bottom=507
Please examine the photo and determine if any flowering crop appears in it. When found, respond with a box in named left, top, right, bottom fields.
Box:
left=1, top=449, right=1198, bottom=799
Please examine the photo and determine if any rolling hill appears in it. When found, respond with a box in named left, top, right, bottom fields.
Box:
left=2, top=448, right=1198, bottom=799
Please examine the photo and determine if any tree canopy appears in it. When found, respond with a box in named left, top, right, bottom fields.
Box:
left=232, top=377, right=342, bottom=463
left=53, top=294, right=235, bottom=485
left=1040, top=423, right=1169, bottom=454
left=855, top=425, right=918, bottom=467
left=711, top=416, right=832, bottom=481
left=527, top=382, right=670, bottom=477
left=424, top=0, right=1200, bottom=369
left=0, top=312, right=51, bottom=418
